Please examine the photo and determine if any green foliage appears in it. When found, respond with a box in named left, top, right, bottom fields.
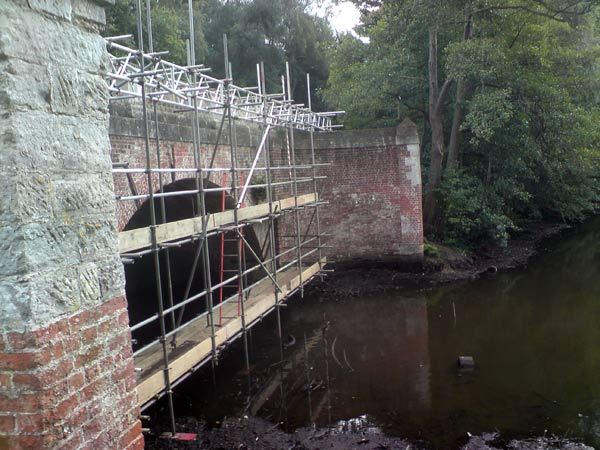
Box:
left=106, top=0, right=208, bottom=65
left=322, top=34, right=399, bottom=128
left=250, top=173, right=267, bottom=204
left=463, top=88, right=514, bottom=144
left=331, top=0, right=600, bottom=247
left=439, top=169, right=515, bottom=247
left=445, top=37, right=508, bottom=81
left=423, top=241, right=441, bottom=258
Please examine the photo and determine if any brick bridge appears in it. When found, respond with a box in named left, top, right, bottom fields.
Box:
left=109, top=101, right=423, bottom=261
left=0, top=1, right=422, bottom=448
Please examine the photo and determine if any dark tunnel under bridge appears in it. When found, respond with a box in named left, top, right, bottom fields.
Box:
left=123, top=178, right=265, bottom=351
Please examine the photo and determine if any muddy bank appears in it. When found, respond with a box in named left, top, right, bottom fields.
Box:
left=310, top=221, right=570, bottom=299
left=144, top=416, right=412, bottom=449
left=463, top=433, right=592, bottom=450
left=145, top=417, right=592, bottom=450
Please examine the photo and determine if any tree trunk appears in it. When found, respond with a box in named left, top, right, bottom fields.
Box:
left=447, top=2, right=474, bottom=171
left=446, top=77, right=467, bottom=171
left=425, top=110, right=445, bottom=232
left=423, top=27, right=451, bottom=234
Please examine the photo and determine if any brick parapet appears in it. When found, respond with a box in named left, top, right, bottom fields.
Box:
left=276, top=120, right=424, bottom=262
left=109, top=99, right=262, bottom=148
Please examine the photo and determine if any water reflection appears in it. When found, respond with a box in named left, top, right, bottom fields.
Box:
left=171, top=217, right=600, bottom=449
left=249, top=298, right=430, bottom=430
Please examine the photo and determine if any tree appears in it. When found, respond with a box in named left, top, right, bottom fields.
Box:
left=327, top=0, right=600, bottom=244
left=202, top=0, right=333, bottom=106
left=330, top=0, right=465, bottom=232
left=106, top=0, right=209, bottom=65
left=106, top=0, right=334, bottom=109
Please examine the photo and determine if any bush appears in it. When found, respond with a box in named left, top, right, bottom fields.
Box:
left=250, top=173, right=267, bottom=203
left=423, top=241, right=441, bottom=258
left=439, top=169, right=514, bottom=248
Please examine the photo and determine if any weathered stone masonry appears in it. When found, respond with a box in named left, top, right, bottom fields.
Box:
left=0, top=1, right=142, bottom=449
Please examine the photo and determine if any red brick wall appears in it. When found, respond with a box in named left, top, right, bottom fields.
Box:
left=109, top=107, right=424, bottom=262
left=110, top=136, right=237, bottom=230
left=0, top=297, right=142, bottom=450
left=311, top=143, right=423, bottom=261
left=109, top=120, right=257, bottom=231
left=277, top=121, right=424, bottom=263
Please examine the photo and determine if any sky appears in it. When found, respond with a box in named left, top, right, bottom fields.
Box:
left=312, top=1, right=362, bottom=36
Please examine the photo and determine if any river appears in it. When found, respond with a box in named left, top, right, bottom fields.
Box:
left=168, top=217, right=600, bottom=449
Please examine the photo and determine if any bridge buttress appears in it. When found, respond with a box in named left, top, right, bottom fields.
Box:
left=0, top=1, right=142, bottom=449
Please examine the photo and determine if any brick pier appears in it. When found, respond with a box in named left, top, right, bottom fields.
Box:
left=0, top=0, right=142, bottom=448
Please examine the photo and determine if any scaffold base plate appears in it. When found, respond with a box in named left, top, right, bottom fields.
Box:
left=160, top=432, right=198, bottom=441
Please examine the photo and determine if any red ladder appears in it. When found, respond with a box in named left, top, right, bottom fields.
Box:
left=217, top=174, right=246, bottom=325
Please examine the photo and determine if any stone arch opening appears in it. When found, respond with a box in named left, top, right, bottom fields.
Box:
left=123, top=178, right=263, bottom=350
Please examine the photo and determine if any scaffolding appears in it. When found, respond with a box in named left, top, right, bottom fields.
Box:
left=105, top=0, right=340, bottom=438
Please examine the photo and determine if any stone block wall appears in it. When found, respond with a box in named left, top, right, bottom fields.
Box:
left=0, top=1, right=142, bottom=448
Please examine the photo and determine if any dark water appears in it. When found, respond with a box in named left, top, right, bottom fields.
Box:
left=170, top=217, right=600, bottom=449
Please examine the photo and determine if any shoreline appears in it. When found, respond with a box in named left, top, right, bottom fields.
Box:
left=308, top=221, right=571, bottom=299
left=145, top=415, right=592, bottom=450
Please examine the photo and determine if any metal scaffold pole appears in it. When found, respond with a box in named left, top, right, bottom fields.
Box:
left=285, top=62, right=304, bottom=297
left=136, top=0, right=176, bottom=437
left=185, top=0, right=218, bottom=387
left=191, top=88, right=218, bottom=370
left=103, top=0, right=343, bottom=435
left=152, top=100, right=177, bottom=333
left=224, top=34, right=251, bottom=373
left=307, top=73, right=324, bottom=271
left=258, top=62, right=284, bottom=359
left=145, top=0, right=153, bottom=53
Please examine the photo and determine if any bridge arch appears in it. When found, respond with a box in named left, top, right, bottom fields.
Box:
left=123, top=177, right=263, bottom=349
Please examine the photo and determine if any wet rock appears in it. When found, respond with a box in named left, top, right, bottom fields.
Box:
left=283, top=334, right=296, bottom=349
left=461, top=432, right=594, bottom=450
left=458, top=356, right=475, bottom=368
left=486, top=265, right=498, bottom=274
left=145, top=416, right=413, bottom=450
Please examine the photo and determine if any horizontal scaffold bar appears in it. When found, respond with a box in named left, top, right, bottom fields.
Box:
left=118, top=193, right=317, bottom=253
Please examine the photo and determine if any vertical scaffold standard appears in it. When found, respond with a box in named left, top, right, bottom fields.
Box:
left=104, top=0, right=342, bottom=438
